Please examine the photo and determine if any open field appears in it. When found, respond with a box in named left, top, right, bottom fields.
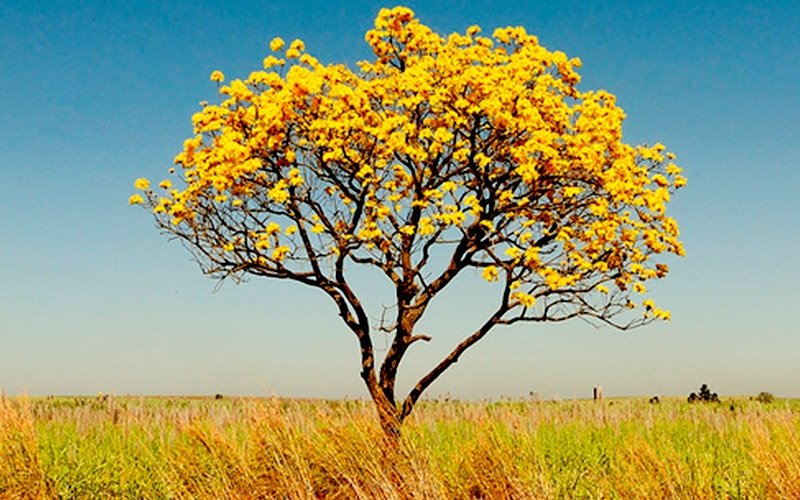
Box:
left=1, top=395, right=799, bottom=499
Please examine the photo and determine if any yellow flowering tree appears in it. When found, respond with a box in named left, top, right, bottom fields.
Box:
left=133, top=7, right=685, bottom=440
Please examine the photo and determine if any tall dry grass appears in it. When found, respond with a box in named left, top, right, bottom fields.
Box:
left=1, top=395, right=799, bottom=498
left=0, top=396, right=51, bottom=499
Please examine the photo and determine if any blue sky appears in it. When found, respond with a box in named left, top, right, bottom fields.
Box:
left=1, top=0, right=798, bottom=400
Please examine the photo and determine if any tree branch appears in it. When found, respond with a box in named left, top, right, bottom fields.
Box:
left=400, top=305, right=508, bottom=420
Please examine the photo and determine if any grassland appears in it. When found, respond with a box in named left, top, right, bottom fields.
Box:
left=1, top=394, right=799, bottom=499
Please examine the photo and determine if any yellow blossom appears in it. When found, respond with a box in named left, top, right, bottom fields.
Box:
left=511, top=291, right=536, bottom=307
left=418, top=218, right=436, bottom=235
left=134, top=178, right=150, bottom=190
left=272, top=246, right=290, bottom=261
left=210, top=70, right=224, bottom=82
left=128, top=194, right=144, bottom=205
left=482, top=266, right=499, bottom=282
left=269, top=37, right=285, bottom=51
left=504, top=247, right=522, bottom=260
left=263, top=55, right=285, bottom=69
left=268, top=186, right=290, bottom=203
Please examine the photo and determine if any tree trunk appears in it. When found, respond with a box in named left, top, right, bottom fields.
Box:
left=374, top=395, right=402, bottom=446
left=360, top=359, right=403, bottom=445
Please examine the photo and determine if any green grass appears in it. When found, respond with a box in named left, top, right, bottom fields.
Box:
left=2, top=395, right=799, bottom=498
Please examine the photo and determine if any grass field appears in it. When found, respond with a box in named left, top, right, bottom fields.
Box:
left=1, top=394, right=799, bottom=499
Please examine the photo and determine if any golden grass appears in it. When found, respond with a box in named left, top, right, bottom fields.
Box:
left=0, top=397, right=51, bottom=499
left=1, top=395, right=799, bottom=498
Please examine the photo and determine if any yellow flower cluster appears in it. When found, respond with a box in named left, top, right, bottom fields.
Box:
left=132, top=6, right=684, bottom=321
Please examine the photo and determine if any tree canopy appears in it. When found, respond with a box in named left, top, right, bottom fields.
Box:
left=133, top=6, right=685, bottom=438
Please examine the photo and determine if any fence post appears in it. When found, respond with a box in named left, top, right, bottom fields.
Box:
left=593, top=385, right=603, bottom=401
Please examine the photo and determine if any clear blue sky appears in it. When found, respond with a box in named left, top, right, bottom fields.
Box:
left=1, top=0, right=798, bottom=400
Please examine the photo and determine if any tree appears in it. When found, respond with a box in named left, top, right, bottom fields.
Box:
left=132, top=7, right=686, bottom=440
left=688, top=384, right=719, bottom=403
